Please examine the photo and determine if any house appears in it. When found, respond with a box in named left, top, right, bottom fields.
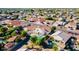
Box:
left=74, top=30, right=79, bottom=35
left=65, top=20, right=77, bottom=30
left=58, top=32, right=72, bottom=43
left=52, top=35, right=63, bottom=41
left=67, top=29, right=79, bottom=35
left=24, top=25, right=36, bottom=31
left=51, top=31, right=72, bottom=44
left=4, top=20, right=21, bottom=27
left=50, top=31, right=72, bottom=49
left=4, top=20, right=28, bottom=27
left=28, top=18, right=37, bottom=22
left=40, top=25, right=51, bottom=33
left=32, top=27, right=45, bottom=36
left=4, top=20, right=11, bottom=24
left=51, top=31, right=62, bottom=36
left=28, top=17, right=45, bottom=23
left=52, top=21, right=65, bottom=27
left=24, top=24, right=51, bottom=36
left=7, top=36, right=17, bottom=42
left=10, top=20, right=22, bottom=27
left=4, top=43, right=14, bottom=49
left=52, top=21, right=59, bottom=27
left=45, top=20, right=54, bottom=27
left=34, top=21, right=43, bottom=25
left=64, top=37, right=77, bottom=50
left=37, top=17, right=45, bottom=23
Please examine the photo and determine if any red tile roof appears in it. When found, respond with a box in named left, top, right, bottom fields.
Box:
left=4, top=43, right=14, bottom=49
left=10, top=20, right=22, bottom=26
left=26, top=25, right=51, bottom=32
left=28, top=17, right=45, bottom=23
left=26, top=25, right=36, bottom=31
left=28, top=18, right=37, bottom=22
left=38, top=18, right=45, bottom=23
left=40, top=25, right=51, bottom=32
left=7, top=36, right=17, bottom=42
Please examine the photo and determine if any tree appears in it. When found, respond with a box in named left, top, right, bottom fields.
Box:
left=46, top=16, right=53, bottom=20
left=30, top=35, right=37, bottom=43
left=15, top=36, right=22, bottom=42
left=52, top=42, right=59, bottom=51
left=0, top=25, right=3, bottom=28
left=36, top=36, right=45, bottom=45
left=0, top=27, right=8, bottom=32
left=4, top=35, right=12, bottom=39
left=52, top=26, right=56, bottom=30
left=11, top=31, right=17, bottom=36
left=7, top=24, right=13, bottom=28
left=13, top=15, right=19, bottom=19
left=0, top=41, right=5, bottom=51
left=30, top=35, right=45, bottom=45
left=0, top=10, right=2, bottom=14
left=49, top=26, right=56, bottom=34
left=44, top=35, right=49, bottom=40
left=30, top=9, right=34, bottom=13
left=21, top=30, right=27, bottom=37
left=14, top=26, right=23, bottom=31
left=50, top=36, right=54, bottom=41
left=22, top=18, right=27, bottom=21
left=8, top=27, right=16, bottom=34
left=51, top=26, right=56, bottom=32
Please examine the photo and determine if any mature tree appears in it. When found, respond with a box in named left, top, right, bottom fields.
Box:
left=14, top=26, right=23, bottom=31
left=0, top=10, right=2, bottom=14
left=7, top=28, right=15, bottom=35
left=44, top=35, right=49, bottom=40
left=11, top=31, right=17, bottom=36
left=21, top=30, right=27, bottom=37
left=36, top=36, right=45, bottom=45
left=4, top=35, right=12, bottom=39
left=50, top=36, right=54, bottom=41
left=0, top=27, right=8, bottom=32
left=15, top=36, right=22, bottom=42
left=22, top=18, right=27, bottom=21
left=0, top=25, right=3, bottom=28
left=13, top=15, right=19, bottom=19
left=51, top=26, right=56, bottom=32
left=30, top=35, right=45, bottom=45
left=30, top=35, right=37, bottom=43
left=46, top=16, right=53, bottom=20
left=49, top=26, right=56, bottom=34
left=52, top=42, right=58, bottom=51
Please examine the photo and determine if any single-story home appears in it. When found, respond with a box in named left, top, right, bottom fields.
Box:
left=7, top=36, right=17, bottom=42
left=4, top=42, right=14, bottom=49
left=50, top=31, right=72, bottom=49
